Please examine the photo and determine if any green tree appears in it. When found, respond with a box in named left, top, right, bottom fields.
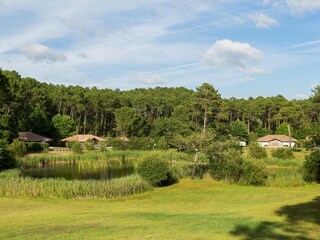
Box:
left=230, top=120, right=249, bottom=141
left=52, top=114, right=76, bottom=139
left=114, top=107, right=149, bottom=137
left=194, top=83, right=221, bottom=133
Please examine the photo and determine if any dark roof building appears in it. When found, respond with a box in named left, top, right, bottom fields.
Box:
left=19, top=132, right=53, bottom=142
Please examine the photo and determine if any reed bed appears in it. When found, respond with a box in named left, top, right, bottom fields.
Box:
left=19, top=149, right=191, bottom=167
left=265, top=167, right=307, bottom=187
left=0, top=170, right=152, bottom=199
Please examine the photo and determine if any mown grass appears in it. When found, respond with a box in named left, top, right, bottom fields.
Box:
left=0, top=179, right=319, bottom=239
left=0, top=170, right=151, bottom=199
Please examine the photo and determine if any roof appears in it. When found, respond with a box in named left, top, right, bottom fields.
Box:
left=19, top=132, right=53, bottom=142
left=62, top=134, right=105, bottom=142
left=258, top=135, right=298, bottom=142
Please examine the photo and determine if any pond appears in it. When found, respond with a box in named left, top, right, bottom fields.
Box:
left=22, top=161, right=135, bottom=180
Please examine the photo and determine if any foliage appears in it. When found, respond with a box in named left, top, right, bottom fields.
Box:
left=239, top=161, right=268, bottom=186
left=71, top=142, right=83, bottom=154
left=194, top=83, right=221, bottom=133
left=84, top=140, right=95, bottom=151
left=248, top=142, right=268, bottom=159
left=275, top=122, right=289, bottom=135
left=27, top=142, right=48, bottom=152
left=66, top=141, right=76, bottom=149
left=52, top=113, right=76, bottom=139
left=137, top=155, right=178, bottom=187
left=303, top=150, right=320, bottom=183
left=230, top=119, right=248, bottom=141
left=0, top=144, right=16, bottom=171
left=114, top=107, right=149, bottom=137
left=271, top=148, right=294, bottom=159
left=8, top=139, right=27, bottom=157
left=208, top=149, right=267, bottom=186
left=0, top=171, right=151, bottom=199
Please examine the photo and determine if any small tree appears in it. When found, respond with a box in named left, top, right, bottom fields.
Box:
left=248, top=142, right=267, bottom=159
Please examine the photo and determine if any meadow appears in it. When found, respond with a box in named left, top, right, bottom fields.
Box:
left=0, top=179, right=319, bottom=240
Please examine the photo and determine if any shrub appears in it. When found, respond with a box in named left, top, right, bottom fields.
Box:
left=85, top=140, right=95, bottom=151
left=66, top=141, right=76, bottom=149
left=271, top=148, right=294, bottom=159
left=40, top=142, right=49, bottom=153
left=239, top=161, right=267, bottom=186
left=27, top=142, right=43, bottom=152
left=209, top=149, right=244, bottom=183
left=137, top=155, right=178, bottom=187
left=72, top=142, right=83, bottom=154
left=0, top=145, right=17, bottom=171
left=248, top=142, right=267, bottom=159
left=9, top=139, right=27, bottom=157
left=303, top=150, right=320, bottom=183
left=208, top=149, right=267, bottom=186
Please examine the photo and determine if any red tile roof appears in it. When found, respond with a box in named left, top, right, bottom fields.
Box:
left=62, top=134, right=105, bottom=142
left=19, top=132, right=53, bottom=142
left=258, top=135, right=297, bottom=142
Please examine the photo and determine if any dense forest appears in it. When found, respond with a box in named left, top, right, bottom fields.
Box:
left=1, top=68, right=320, bottom=147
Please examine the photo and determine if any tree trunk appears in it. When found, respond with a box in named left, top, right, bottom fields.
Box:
left=288, top=123, right=292, bottom=148
left=191, top=151, right=199, bottom=180
left=203, top=110, right=207, bottom=133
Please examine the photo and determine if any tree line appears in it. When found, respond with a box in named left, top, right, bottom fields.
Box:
left=1, top=68, right=320, bottom=146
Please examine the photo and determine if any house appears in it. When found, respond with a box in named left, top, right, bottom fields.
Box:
left=258, top=135, right=297, bottom=148
left=18, top=132, right=53, bottom=142
left=62, top=134, right=105, bottom=146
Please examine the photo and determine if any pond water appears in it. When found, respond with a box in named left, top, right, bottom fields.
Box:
left=22, top=162, right=135, bottom=180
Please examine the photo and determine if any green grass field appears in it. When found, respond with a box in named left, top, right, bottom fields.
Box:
left=1, top=180, right=319, bottom=240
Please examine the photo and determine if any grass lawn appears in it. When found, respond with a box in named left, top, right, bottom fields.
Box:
left=0, top=180, right=320, bottom=240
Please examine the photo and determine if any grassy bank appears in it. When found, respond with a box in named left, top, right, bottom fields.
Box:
left=0, top=170, right=151, bottom=199
left=0, top=180, right=319, bottom=239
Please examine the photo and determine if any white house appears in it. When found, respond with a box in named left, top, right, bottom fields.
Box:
left=258, top=135, right=297, bottom=148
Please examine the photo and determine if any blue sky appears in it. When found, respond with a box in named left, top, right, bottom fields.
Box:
left=1, top=0, right=320, bottom=99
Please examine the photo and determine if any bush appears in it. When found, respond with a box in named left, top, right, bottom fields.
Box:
left=40, top=142, right=49, bottom=153
left=27, top=142, right=43, bottom=152
left=271, top=148, right=294, bottom=159
left=303, top=150, right=320, bottom=183
left=0, top=145, right=17, bottom=171
left=71, top=142, right=83, bottom=154
left=208, top=149, right=267, bottom=186
left=239, top=161, right=267, bottom=186
left=85, top=140, right=95, bottom=151
left=108, top=137, right=155, bottom=150
left=248, top=142, right=267, bottom=159
left=137, top=155, right=178, bottom=187
left=9, top=139, right=27, bottom=157
left=66, top=141, right=76, bottom=149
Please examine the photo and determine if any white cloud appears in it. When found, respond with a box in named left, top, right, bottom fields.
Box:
left=285, top=0, right=320, bottom=15
left=20, top=44, right=67, bottom=62
left=238, top=77, right=255, bottom=83
left=252, top=13, right=278, bottom=28
left=294, top=93, right=309, bottom=99
left=263, top=0, right=320, bottom=15
left=202, top=39, right=265, bottom=74
left=133, top=73, right=167, bottom=84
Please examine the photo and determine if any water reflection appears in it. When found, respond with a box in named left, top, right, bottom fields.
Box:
left=22, top=161, right=135, bottom=180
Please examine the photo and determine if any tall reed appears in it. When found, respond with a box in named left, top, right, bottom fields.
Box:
left=0, top=170, right=151, bottom=199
